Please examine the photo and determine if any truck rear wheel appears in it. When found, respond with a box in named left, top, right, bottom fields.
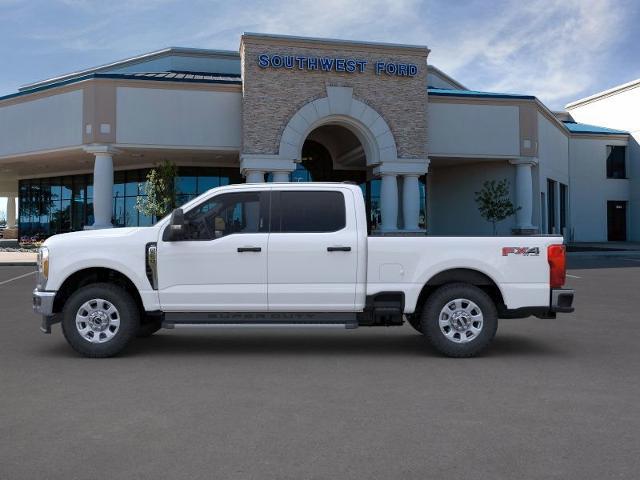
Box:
left=421, top=283, right=497, bottom=357
left=61, top=283, right=140, bottom=358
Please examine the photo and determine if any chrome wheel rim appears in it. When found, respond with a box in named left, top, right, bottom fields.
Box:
left=439, top=298, right=483, bottom=344
left=75, top=298, right=120, bottom=344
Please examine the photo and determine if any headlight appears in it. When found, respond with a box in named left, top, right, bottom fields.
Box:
left=37, top=247, right=49, bottom=280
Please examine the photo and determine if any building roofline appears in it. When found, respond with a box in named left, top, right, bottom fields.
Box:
left=2, top=72, right=241, bottom=104
left=428, top=88, right=535, bottom=100
left=565, top=77, right=640, bottom=109
left=427, top=65, right=467, bottom=90
left=19, top=47, right=240, bottom=92
left=562, top=120, right=629, bottom=135
left=241, top=32, right=430, bottom=55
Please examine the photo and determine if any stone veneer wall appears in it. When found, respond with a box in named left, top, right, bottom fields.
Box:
left=240, top=36, right=429, bottom=160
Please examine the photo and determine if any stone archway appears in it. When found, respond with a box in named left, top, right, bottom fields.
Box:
left=240, top=85, right=429, bottom=232
left=278, top=86, right=398, bottom=166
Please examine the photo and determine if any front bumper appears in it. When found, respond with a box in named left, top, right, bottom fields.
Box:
left=33, top=289, right=58, bottom=334
left=550, top=288, right=574, bottom=313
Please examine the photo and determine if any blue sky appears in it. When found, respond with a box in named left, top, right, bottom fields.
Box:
left=1, top=0, right=639, bottom=108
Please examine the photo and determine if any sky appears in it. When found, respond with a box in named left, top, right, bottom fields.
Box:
left=0, top=0, right=639, bottom=109
left=0, top=0, right=639, bottom=212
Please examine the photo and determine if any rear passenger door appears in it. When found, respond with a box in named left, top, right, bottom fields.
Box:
left=267, top=189, right=358, bottom=311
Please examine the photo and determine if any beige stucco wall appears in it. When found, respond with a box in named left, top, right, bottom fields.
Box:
left=240, top=35, right=429, bottom=160
left=0, top=90, right=83, bottom=157
left=116, top=86, right=242, bottom=148
left=427, top=102, right=520, bottom=157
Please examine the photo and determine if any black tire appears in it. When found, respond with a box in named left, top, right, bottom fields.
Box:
left=406, top=315, right=423, bottom=334
left=61, top=283, right=140, bottom=358
left=137, top=319, right=162, bottom=338
left=421, top=283, right=498, bottom=357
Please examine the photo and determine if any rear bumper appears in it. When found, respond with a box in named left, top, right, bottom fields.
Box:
left=500, top=288, right=574, bottom=319
left=33, top=289, right=58, bottom=334
left=550, top=288, right=574, bottom=313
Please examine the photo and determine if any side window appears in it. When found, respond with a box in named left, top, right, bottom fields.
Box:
left=274, top=191, right=346, bottom=233
left=606, top=145, right=626, bottom=179
left=182, top=192, right=266, bottom=240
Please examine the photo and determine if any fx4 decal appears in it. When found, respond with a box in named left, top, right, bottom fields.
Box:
left=502, top=247, right=540, bottom=256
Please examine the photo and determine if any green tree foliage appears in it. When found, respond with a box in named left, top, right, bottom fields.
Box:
left=474, top=179, right=520, bottom=235
left=135, top=160, right=178, bottom=219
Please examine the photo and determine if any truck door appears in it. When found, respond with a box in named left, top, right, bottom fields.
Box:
left=267, top=188, right=358, bottom=311
left=157, top=190, right=270, bottom=311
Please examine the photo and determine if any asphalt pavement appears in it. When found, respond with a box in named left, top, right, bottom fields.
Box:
left=1, top=258, right=639, bottom=479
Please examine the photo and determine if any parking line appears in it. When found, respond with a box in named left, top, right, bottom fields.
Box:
left=0, top=271, right=36, bottom=287
left=566, top=274, right=581, bottom=279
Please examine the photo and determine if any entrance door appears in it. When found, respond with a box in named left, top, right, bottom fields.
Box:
left=157, top=190, right=270, bottom=311
left=607, top=201, right=627, bottom=241
left=267, top=188, right=359, bottom=311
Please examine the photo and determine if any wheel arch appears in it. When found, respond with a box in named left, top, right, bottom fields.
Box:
left=413, top=268, right=505, bottom=317
left=53, top=267, right=144, bottom=315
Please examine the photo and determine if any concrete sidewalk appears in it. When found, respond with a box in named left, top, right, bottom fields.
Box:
left=0, top=251, right=37, bottom=266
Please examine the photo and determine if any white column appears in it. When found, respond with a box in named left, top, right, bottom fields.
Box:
left=245, top=170, right=265, bottom=183
left=271, top=171, right=290, bottom=182
left=6, top=196, right=16, bottom=229
left=380, top=173, right=398, bottom=231
left=402, top=175, right=420, bottom=231
left=84, top=146, right=117, bottom=229
left=510, top=158, right=538, bottom=231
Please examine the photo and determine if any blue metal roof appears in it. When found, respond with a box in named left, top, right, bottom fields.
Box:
left=123, top=71, right=241, bottom=82
left=427, top=87, right=536, bottom=100
left=562, top=121, right=628, bottom=135
left=0, top=71, right=242, bottom=102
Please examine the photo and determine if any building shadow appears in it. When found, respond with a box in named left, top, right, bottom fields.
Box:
left=35, top=329, right=563, bottom=359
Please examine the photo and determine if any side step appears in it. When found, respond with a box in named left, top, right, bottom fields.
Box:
left=162, top=312, right=359, bottom=329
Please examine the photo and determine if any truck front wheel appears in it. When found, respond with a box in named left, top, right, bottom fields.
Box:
left=61, top=283, right=140, bottom=358
left=421, top=283, right=498, bottom=357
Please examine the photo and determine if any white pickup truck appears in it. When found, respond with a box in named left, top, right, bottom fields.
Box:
left=33, top=182, right=574, bottom=358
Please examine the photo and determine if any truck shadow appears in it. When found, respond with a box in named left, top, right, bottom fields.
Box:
left=117, top=330, right=562, bottom=358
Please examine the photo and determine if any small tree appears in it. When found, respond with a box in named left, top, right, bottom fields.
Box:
left=136, top=160, right=178, bottom=219
left=474, top=179, right=520, bottom=235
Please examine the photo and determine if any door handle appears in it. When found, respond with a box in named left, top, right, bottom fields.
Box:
left=327, top=246, right=351, bottom=252
left=237, top=247, right=262, bottom=252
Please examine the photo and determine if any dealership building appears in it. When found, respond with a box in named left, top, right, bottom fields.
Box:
left=0, top=33, right=637, bottom=242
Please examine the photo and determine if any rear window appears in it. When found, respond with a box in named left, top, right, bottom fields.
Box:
left=276, top=191, right=346, bottom=233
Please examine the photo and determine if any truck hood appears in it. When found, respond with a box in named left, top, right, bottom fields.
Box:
left=43, top=227, right=158, bottom=251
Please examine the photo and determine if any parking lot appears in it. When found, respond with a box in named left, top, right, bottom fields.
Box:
left=1, top=256, right=639, bottom=479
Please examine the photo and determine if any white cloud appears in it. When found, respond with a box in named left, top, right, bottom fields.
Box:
left=426, top=0, right=630, bottom=107
left=189, top=0, right=427, bottom=46
left=182, top=0, right=632, bottom=107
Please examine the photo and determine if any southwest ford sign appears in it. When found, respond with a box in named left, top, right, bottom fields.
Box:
left=257, top=54, right=418, bottom=77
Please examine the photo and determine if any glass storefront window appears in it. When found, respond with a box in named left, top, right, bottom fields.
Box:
left=176, top=175, right=197, bottom=195
left=15, top=166, right=423, bottom=237
left=18, top=166, right=242, bottom=239
left=113, top=171, right=125, bottom=199
left=198, top=176, right=219, bottom=194
left=113, top=196, right=125, bottom=227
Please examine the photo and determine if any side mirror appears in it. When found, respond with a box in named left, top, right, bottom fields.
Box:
left=163, top=208, right=185, bottom=242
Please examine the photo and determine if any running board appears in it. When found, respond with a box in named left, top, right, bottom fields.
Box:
left=162, top=312, right=359, bottom=329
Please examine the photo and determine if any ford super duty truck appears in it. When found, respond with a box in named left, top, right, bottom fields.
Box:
left=33, top=183, right=574, bottom=358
